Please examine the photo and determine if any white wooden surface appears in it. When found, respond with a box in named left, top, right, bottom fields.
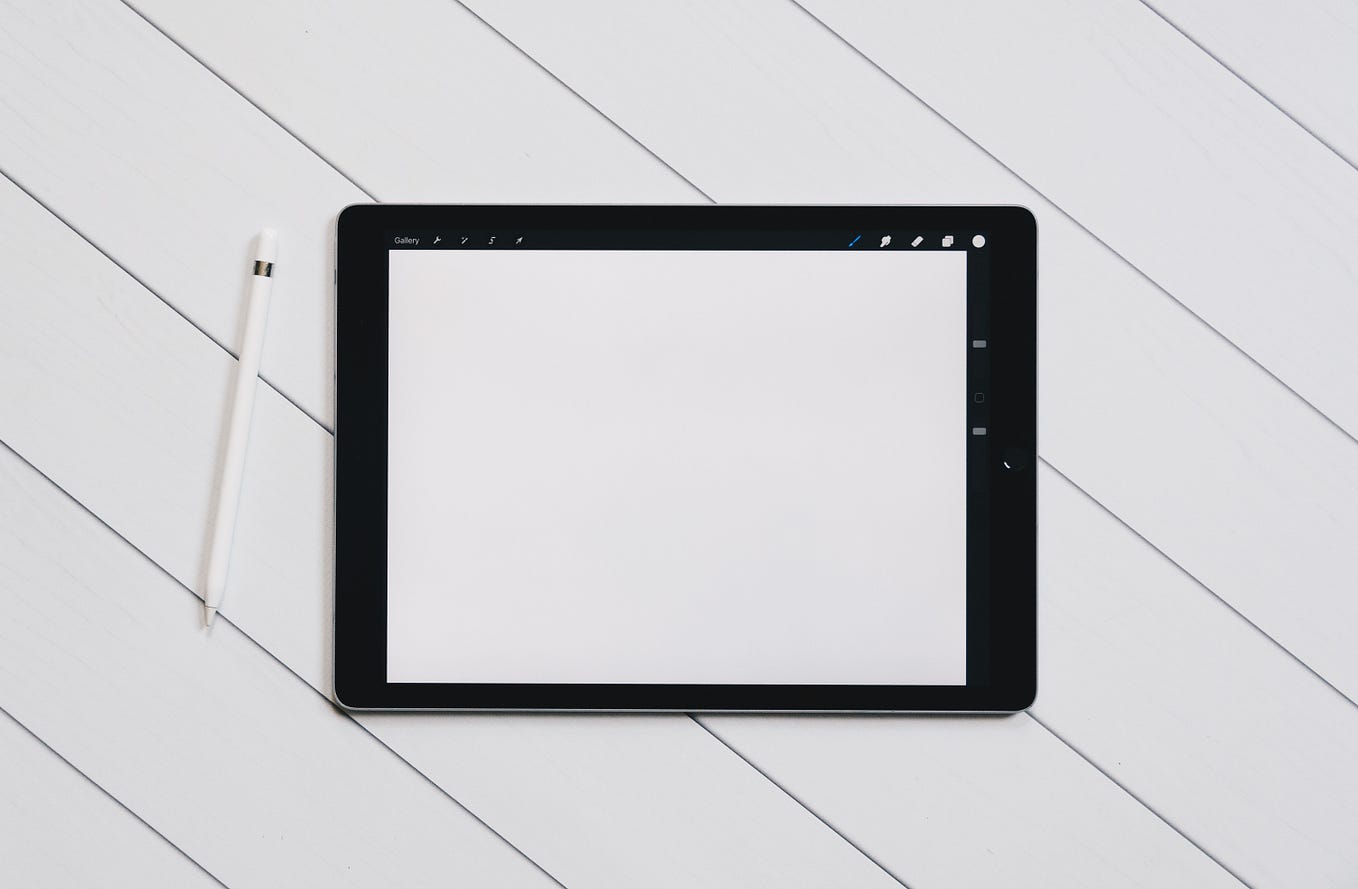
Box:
left=1, top=1, right=1353, bottom=886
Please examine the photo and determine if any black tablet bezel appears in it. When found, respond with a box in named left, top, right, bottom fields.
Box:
left=335, top=205, right=1035, bottom=712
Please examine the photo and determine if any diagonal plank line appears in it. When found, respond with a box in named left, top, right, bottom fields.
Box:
left=1031, top=454, right=1358, bottom=882
left=1136, top=0, right=1358, bottom=173
left=117, top=0, right=379, bottom=204
left=446, top=0, right=714, bottom=203
left=1023, top=709, right=1254, bottom=889
left=1040, top=456, right=1358, bottom=714
left=0, top=437, right=569, bottom=889
left=117, top=0, right=715, bottom=426
left=0, top=704, right=231, bottom=889
left=785, top=0, right=1358, bottom=452
left=692, top=716, right=915, bottom=889
left=0, top=165, right=330, bottom=435
left=122, top=0, right=710, bottom=205
left=701, top=703, right=1251, bottom=889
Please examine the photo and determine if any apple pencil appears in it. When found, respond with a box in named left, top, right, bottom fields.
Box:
left=203, top=229, right=278, bottom=628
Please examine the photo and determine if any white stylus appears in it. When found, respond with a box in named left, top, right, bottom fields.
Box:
left=203, top=229, right=278, bottom=628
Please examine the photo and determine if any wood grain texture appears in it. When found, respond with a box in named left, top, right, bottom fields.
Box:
left=791, top=0, right=1358, bottom=437
left=0, top=450, right=555, bottom=889
left=1144, top=0, right=1358, bottom=165
left=0, top=176, right=907, bottom=889
left=0, top=161, right=1238, bottom=888
left=0, top=713, right=221, bottom=889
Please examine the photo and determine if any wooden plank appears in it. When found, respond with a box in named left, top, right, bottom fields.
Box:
left=0, top=450, right=554, bottom=889
left=0, top=170, right=908, bottom=889
left=0, top=713, right=221, bottom=889
left=1031, top=464, right=1358, bottom=889
left=1143, top=0, right=1358, bottom=165
left=0, top=167, right=1239, bottom=887
left=788, top=0, right=1358, bottom=438
left=0, top=0, right=695, bottom=431
left=123, top=0, right=699, bottom=204
left=0, top=0, right=353, bottom=428
left=703, top=712, right=1241, bottom=889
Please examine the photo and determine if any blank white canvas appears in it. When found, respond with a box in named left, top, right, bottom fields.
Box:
left=386, top=249, right=967, bottom=685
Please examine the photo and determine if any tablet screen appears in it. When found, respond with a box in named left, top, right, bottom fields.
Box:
left=385, top=244, right=969, bottom=686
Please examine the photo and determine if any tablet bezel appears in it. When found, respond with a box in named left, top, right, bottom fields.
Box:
left=334, top=204, right=1035, bottom=712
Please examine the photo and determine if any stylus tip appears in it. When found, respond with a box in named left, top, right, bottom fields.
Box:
left=255, top=228, right=279, bottom=264
left=203, top=605, right=217, bottom=629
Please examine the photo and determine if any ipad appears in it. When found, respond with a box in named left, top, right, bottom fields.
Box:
left=334, top=205, right=1035, bottom=712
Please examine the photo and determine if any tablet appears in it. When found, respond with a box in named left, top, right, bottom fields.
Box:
left=334, top=205, right=1035, bottom=712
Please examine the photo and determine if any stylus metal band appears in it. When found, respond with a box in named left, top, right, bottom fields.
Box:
left=253, top=260, right=274, bottom=278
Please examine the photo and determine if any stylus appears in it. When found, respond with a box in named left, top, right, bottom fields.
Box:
left=202, top=229, right=277, bottom=629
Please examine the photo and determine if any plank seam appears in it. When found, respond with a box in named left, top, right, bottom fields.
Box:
left=0, top=704, right=231, bottom=889
left=0, top=437, right=570, bottom=889
left=120, top=0, right=710, bottom=206
left=0, top=166, right=329, bottom=435
left=1040, top=456, right=1358, bottom=715
left=784, top=0, right=1358, bottom=450
left=116, top=0, right=380, bottom=204
left=1135, top=0, right=1357, bottom=173
left=446, top=0, right=715, bottom=203
left=1025, top=711, right=1253, bottom=889
left=692, top=716, right=915, bottom=889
